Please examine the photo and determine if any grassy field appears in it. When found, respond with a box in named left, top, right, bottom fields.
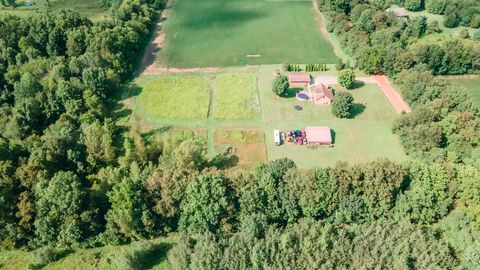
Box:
left=453, top=77, right=480, bottom=105
left=160, top=0, right=338, bottom=67
left=0, top=236, right=176, bottom=270
left=136, top=75, right=211, bottom=121
left=258, top=65, right=408, bottom=168
left=0, top=0, right=108, bottom=20
left=213, top=73, right=260, bottom=120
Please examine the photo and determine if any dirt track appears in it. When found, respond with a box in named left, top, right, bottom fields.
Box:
left=373, top=75, right=411, bottom=114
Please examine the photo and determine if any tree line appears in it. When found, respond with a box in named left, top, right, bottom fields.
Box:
left=320, top=0, right=480, bottom=76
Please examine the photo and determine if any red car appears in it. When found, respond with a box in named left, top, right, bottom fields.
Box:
left=297, top=137, right=303, bottom=145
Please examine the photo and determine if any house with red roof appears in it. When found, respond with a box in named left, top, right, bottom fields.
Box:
left=288, top=72, right=312, bottom=87
left=310, top=83, right=334, bottom=105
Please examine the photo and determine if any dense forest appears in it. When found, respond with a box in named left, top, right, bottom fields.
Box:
left=0, top=0, right=479, bottom=269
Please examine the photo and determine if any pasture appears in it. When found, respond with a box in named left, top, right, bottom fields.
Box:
left=0, top=0, right=107, bottom=20
left=159, top=0, right=338, bottom=67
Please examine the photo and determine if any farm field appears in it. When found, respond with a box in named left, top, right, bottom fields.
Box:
left=0, top=0, right=108, bottom=20
left=213, top=73, right=260, bottom=120
left=258, top=65, right=408, bottom=168
left=131, top=70, right=264, bottom=168
left=129, top=65, right=408, bottom=169
left=135, top=75, right=211, bottom=122
left=159, top=0, right=338, bottom=67
left=454, top=77, right=480, bottom=105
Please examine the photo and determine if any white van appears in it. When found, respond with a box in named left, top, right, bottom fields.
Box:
left=274, top=130, right=281, bottom=146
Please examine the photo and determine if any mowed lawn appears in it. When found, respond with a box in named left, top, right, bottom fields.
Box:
left=160, top=0, right=338, bottom=67
left=0, top=0, right=108, bottom=20
left=213, top=73, right=260, bottom=120
left=258, top=66, right=408, bottom=168
left=135, top=75, right=211, bottom=121
left=454, top=77, right=480, bottom=105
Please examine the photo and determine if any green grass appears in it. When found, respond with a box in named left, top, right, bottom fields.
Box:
left=452, top=77, right=480, bottom=105
left=257, top=65, right=408, bottom=168
left=0, top=0, right=108, bottom=20
left=0, top=236, right=176, bottom=270
left=213, top=73, right=260, bottom=120
left=136, top=75, right=211, bottom=121
left=160, top=0, right=338, bottom=67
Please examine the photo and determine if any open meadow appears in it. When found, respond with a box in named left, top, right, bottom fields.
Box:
left=0, top=0, right=107, bottom=20
left=159, top=0, right=338, bottom=67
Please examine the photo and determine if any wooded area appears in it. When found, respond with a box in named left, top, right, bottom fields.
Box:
left=0, top=0, right=479, bottom=269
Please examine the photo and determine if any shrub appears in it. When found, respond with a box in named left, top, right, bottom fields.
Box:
left=332, top=91, right=354, bottom=118
left=272, top=75, right=289, bottom=96
left=338, top=69, right=356, bottom=89
left=444, top=12, right=460, bottom=28
left=459, top=29, right=470, bottom=39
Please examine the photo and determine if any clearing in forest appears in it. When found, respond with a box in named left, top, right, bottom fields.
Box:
left=159, top=0, right=338, bottom=67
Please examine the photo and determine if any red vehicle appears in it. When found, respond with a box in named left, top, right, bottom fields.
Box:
left=297, top=137, right=303, bottom=145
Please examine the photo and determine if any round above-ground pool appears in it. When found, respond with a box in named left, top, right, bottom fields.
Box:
left=297, top=92, right=308, bottom=101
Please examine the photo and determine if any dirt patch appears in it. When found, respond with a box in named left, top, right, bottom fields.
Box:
left=214, top=129, right=267, bottom=167
left=312, top=0, right=331, bottom=42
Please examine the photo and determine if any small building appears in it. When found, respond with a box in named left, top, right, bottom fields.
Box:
left=386, top=7, right=409, bottom=19
left=310, top=84, right=334, bottom=105
left=288, top=72, right=311, bottom=87
left=305, top=126, right=332, bottom=145
left=274, top=130, right=281, bottom=146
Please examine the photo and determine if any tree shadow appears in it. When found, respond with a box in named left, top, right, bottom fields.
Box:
left=351, top=103, right=366, bottom=118
left=210, top=152, right=240, bottom=170
left=139, top=242, right=174, bottom=269
left=349, top=80, right=365, bottom=90
left=283, top=87, right=302, bottom=98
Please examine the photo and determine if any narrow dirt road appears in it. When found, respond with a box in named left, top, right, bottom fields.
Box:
left=373, top=75, right=411, bottom=114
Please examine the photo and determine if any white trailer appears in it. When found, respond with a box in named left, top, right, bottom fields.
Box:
left=274, top=130, right=281, bottom=146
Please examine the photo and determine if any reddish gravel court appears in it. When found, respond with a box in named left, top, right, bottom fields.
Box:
left=373, top=75, right=411, bottom=114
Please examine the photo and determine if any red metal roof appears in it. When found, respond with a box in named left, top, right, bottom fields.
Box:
left=305, top=126, right=332, bottom=144
left=288, top=72, right=310, bottom=83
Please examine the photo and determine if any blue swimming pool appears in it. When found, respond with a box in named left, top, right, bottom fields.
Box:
left=297, top=93, right=308, bottom=101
